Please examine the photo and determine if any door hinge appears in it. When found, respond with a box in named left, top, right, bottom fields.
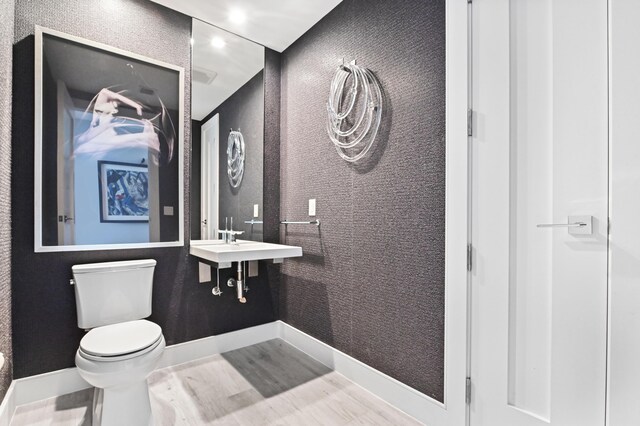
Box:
left=466, top=377, right=472, bottom=405
left=467, top=244, right=473, bottom=272
left=467, top=109, right=473, bottom=136
left=468, top=0, right=472, bottom=4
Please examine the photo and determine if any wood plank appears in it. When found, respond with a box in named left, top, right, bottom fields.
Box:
left=10, top=339, right=422, bottom=426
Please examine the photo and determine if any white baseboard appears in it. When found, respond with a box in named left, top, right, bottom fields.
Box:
left=278, top=321, right=442, bottom=425
left=0, top=366, right=90, bottom=426
left=0, top=321, right=438, bottom=425
left=12, top=367, right=89, bottom=408
left=157, top=322, right=279, bottom=369
left=0, top=382, right=15, bottom=426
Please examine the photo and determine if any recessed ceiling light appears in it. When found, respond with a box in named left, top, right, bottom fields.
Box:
left=228, top=8, right=247, bottom=24
left=211, top=37, right=226, bottom=49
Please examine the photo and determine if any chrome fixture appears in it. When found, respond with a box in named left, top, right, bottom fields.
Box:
left=225, top=262, right=247, bottom=303
left=227, top=129, right=245, bottom=188
left=236, top=261, right=247, bottom=303
left=245, top=219, right=262, bottom=235
left=212, top=267, right=222, bottom=296
left=326, top=59, right=383, bottom=162
left=537, top=215, right=593, bottom=235
left=218, top=217, right=244, bottom=243
left=280, top=219, right=321, bottom=226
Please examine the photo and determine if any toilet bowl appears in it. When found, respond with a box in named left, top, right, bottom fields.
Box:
left=75, top=320, right=165, bottom=426
left=71, top=259, right=164, bottom=426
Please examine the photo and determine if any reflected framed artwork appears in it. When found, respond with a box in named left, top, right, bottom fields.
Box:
left=98, top=161, right=149, bottom=223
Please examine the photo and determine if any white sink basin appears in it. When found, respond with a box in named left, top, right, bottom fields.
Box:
left=190, top=239, right=302, bottom=266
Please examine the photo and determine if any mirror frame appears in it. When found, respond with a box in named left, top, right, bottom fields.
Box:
left=33, top=26, right=185, bottom=252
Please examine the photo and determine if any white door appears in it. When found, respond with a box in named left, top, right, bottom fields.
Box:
left=201, top=114, right=219, bottom=239
left=470, top=1, right=608, bottom=425
left=56, top=80, right=75, bottom=245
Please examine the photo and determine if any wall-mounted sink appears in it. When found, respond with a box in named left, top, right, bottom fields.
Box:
left=190, top=239, right=302, bottom=268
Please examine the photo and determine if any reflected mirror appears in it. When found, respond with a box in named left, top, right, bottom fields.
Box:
left=190, top=19, right=265, bottom=242
left=35, top=28, right=184, bottom=252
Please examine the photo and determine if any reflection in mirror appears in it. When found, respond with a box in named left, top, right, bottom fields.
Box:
left=35, top=28, right=184, bottom=251
left=191, top=19, right=265, bottom=242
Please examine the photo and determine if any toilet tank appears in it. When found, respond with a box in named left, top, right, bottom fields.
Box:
left=72, top=259, right=157, bottom=329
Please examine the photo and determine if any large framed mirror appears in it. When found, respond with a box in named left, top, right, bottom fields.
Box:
left=34, top=27, right=185, bottom=252
left=190, top=19, right=265, bottom=242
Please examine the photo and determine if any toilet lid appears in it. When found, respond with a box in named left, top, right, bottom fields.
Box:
left=80, top=320, right=162, bottom=357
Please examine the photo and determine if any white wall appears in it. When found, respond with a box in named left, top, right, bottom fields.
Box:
left=608, top=1, right=640, bottom=424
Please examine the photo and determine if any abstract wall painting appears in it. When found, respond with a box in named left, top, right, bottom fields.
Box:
left=98, top=161, right=149, bottom=222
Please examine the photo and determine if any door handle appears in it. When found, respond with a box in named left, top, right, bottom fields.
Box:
left=536, top=223, right=586, bottom=228
left=537, top=215, right=593, bottom=235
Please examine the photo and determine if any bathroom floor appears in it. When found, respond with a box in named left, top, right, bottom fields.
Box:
left=10, top=339, right=421, bottom=425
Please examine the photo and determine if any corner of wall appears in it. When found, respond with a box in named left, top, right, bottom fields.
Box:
left=0, top=0, right=15, bottom=403
left=263, top=48, right=282, bottom=319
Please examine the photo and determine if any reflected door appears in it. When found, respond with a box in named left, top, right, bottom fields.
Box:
left=470, top=0, right=608, bottom=425
left=56, top=81, right=75, bottom=245
left=201, top=114, right=219, bottom=239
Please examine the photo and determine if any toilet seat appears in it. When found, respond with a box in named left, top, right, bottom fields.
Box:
left=79, top=320, right=163, bottom=362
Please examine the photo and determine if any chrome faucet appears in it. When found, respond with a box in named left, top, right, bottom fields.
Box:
left=229, top=217, right=237, bottom=243
left=219, top=217, right=243, bottom=243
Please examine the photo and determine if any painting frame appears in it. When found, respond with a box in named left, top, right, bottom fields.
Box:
left=33, top=26, right=185, bottom=252
left=98, top=160, right=150, bottom=223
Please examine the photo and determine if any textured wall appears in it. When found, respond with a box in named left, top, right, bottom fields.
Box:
left=263, top=49, right=281, bottom=246
left=263, top=49, right=282, bottom=317
left=279, top=0, right=446, bottom=400
left=11, top=0, right=276, bottom=379
left=0, top=0, right=14, bottom=402
left=203, top=71, right=265, bottom=241
left=193, top=72, right=265, bottom=241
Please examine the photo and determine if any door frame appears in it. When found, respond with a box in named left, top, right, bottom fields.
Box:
left=56, top=80, right=75, bottom=245
left=201, top=113, right=219, bottom=240
left=425, top=0, right=470, bottom=424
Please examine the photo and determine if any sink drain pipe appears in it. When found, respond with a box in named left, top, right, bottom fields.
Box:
left=236, top=261, right=246, bottom=303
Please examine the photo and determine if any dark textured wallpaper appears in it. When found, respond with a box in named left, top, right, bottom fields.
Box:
left=263, top=49, right=282, bottom=317
left=217, top=72, right=264, bottom=241
left=0, top=0, right=14, bottom=402
left=11, top=0, right=277, bottom=379
left=279, top=0, right=446, bottom=400
left=199, top=71, right=265, bottom=241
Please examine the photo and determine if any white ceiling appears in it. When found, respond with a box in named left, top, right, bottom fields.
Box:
left=191, top=20, right=264, bottom=120
left=150, top=0, right=343, bottom=52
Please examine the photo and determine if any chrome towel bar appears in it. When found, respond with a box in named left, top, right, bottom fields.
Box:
left=280, top=219, right=320, bottom=226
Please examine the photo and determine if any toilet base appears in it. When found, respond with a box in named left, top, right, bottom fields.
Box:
left=92, top=381, right=153, bottom=426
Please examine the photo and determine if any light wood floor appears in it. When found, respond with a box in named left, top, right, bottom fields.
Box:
left=10, top=339, right=422, bottom=425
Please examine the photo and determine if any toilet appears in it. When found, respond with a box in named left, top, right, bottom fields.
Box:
left=72, top=259, right=165, bottom=426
